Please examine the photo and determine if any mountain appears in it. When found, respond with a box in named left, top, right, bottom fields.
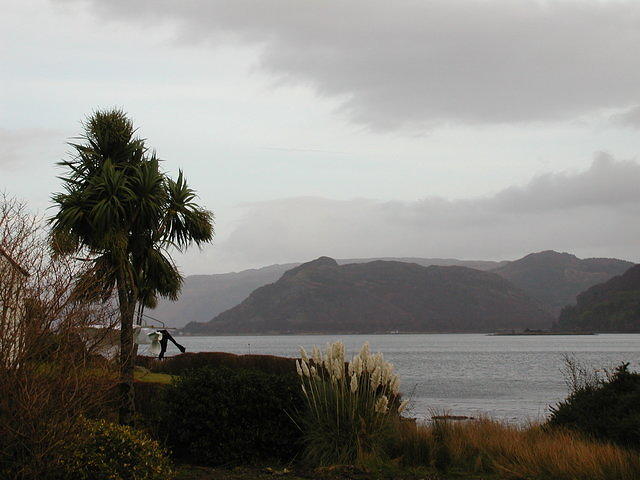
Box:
left=491, top=251, right=633, bottom=315
left=555, top=264, right=640, bottom=332
left=150, top=257, right=507, bottom=328
left=147, top=263, right=298, bottom=328
left=181, top=257, right=552, bottom=334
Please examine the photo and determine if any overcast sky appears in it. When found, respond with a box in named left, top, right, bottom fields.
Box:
left=2, top=0, right=640, bottom=273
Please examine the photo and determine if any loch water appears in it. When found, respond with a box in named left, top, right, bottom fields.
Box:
left=170, top=333, right=640, bottom=422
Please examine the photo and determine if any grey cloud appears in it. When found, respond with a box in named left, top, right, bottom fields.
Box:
left=611, top=105, right=640, bottom=129
left=490, top=153, right=640, bottom=213
left=207, top=155, right=640, bottom=268
left=0, top=128, right=62, bottom=169
left=57, top=0, right=640, bottom=130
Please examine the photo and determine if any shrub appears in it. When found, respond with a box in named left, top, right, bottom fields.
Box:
left=0, top=194, right=118, bottom=480
left=161, top=366, right=303, bottom=465
left=137, top=351, right=297, bottom=376
left=54, top=418, right=172, bottom=480
left=296, top=341, right=407, bottom=466
left=548, top=362, right=640, bottom=448
left=134, top=381, right=169, bottom=439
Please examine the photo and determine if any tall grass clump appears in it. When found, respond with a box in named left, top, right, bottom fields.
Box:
left=398, top=419, right=640, bottom=480
left=296, top=341, right=408, bottom=466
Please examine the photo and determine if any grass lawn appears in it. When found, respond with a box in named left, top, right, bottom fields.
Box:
left=134, top=366, right=175, bottom=384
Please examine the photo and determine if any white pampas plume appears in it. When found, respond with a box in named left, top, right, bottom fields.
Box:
left=359, top=342, right=371, bottom=370
left=375, top=395, right=389, bottom=414
left=296, top=360, right=303, bottom=377
left=349, top=355, right=363, bottom=377
left=335, top=341, right=346, bottom=364
left=355, top=356, right=364, bottom=375
left=371, top=366, right=382, bottom=389
left=372, top=352, right=383, bottom=370
left=302, top=360, right=310, bottom=377
left=381, top=364, right=391, bottom=385
left=398, top=399, right=409, bottom=413
left=390, top=375, right=400, bottom=395
left=310, top=366, right=317, bottom=378
left=312, top=346, right=322, bottom=364
left=350, top=373, right=358, bottom=393
left=299, top=346, right=309, bottom=363
left=359, top=341, right=370, bottom=358
left=366, top=352, right=380, bottom=373
left=348, top=356, right=356, bottom=376
left=332, top=359, right=344, bottom=380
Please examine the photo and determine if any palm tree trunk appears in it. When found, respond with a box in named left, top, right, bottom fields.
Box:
left=117, top=271, right=136, bottom=426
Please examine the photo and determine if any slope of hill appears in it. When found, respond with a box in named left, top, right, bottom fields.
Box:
left=491, top=251, right=633, bottom=315
left=555, top=264, right=640, bottom=332
left=182, top=257, right=553, bottom=334
left=150, top=257, right=506, bottom=328
left=148, top=263, right=298, bottom=328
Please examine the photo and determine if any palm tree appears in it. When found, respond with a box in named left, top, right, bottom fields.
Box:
left=50, top=109, right=213, bottom=425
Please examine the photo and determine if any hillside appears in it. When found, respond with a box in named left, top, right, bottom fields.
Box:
left=150, top=257, right=506, bottom=328
left=491, top=251, right=633, bottom=315
left=147, top=263, right=298, bottom=328
left=182, top=257, right=552, bottom=334
left=555, top=264, right=640, bottom=332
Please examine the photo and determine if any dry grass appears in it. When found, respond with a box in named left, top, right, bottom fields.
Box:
left=398, top=418, right=640, bottom=480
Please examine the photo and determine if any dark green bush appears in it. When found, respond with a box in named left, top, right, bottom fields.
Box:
left=54, top=418, right=172, bottom=480
left=137, top=352, right=297, bottom=376
left=548, top=363, right=640, bottom=448
left=134, top=381, right=169, bottom=440
left=161, top=366, right=304, bottom=465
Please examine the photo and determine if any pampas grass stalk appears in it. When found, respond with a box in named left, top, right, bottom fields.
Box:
left=296, top=341, right=403, bottom=466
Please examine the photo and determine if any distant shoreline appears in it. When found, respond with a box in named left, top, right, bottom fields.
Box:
left=489, top=331, right=595, bottom=336
left=176, top=330, right=615, bottom=337
left=178, top=331, right=485, bottom=336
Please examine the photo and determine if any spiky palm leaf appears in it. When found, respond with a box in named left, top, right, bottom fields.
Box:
left=49, top=108, right=214, bottom=424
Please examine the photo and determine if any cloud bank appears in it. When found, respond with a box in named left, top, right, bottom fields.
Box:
left=204, top=154, right=640, bottom=270
left=0, top=128, right=62, bottom=169
left=58, top=0, right=640, bottom=130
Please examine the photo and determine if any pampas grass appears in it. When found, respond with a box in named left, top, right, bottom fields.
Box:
left=296, top=341, right=404, bottom=466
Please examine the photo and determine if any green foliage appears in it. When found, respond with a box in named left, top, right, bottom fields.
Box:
left=548, top=363, right=640, bottom=448
left=49, top=108, right=214, bottom=424
left=53, top=418, right=172, bottom=480
left=50, top=108, right=214, bottom=308
left=161, top=367, right=304, bottom=465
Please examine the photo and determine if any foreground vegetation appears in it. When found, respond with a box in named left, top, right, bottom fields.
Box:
left=49, top=108, right=214, bottom=425
left=399, top=419, right=640, bottom=480
left=173, top=417, right=640, bottom=480
left=135, top=347, right=640, bottom=480
left=3, top=186, right=640, bottom=479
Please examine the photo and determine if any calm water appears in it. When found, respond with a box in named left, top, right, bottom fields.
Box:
left=170, top=333, right=640, bottom=422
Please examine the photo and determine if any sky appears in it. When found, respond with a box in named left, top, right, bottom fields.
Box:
left=2, top=0, right=640, bottom=274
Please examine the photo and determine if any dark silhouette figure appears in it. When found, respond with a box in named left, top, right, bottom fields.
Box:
left=158, top=329, right=186, bottom=359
